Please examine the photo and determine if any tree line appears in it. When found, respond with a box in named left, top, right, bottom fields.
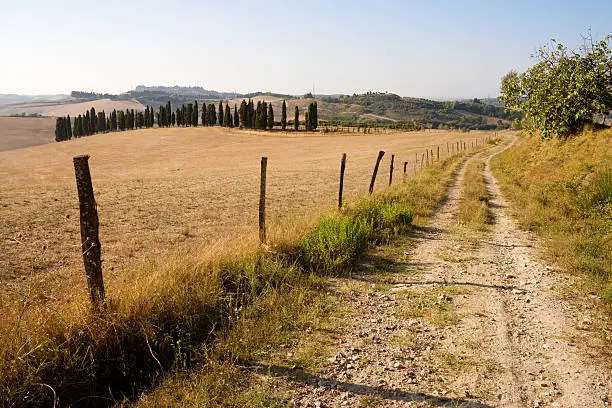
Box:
left=54, top=99, right=319, bottom=142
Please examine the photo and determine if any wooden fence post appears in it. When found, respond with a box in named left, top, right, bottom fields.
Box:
left=73, top=155, right=105, bottom=308
left=421, top=153, right=424, bottom=169
left=447, top=142, right=449, bottom=154
left=369, top=150, right=385, bottom=194
left=389, top=154, right=394, bottom=186
left=338, top=153, right=346, bottom=210
left=437, top=146, right=440, bottom=161
left=403, top=161, right=408, bottom=175
left=259, top=157, right=267, bottom=244
left=431, top=149, right=434, bottom=162
left=426, top=149, right=429, bottom=165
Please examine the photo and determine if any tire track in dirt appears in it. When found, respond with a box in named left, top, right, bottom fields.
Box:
left=269, top=139, right=610, bottom=407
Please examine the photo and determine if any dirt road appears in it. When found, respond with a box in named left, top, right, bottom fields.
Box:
left=279, top=139, right=610, bottom=407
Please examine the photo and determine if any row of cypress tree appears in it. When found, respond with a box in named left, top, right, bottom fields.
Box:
left=55, top=99, right=319, bottom=142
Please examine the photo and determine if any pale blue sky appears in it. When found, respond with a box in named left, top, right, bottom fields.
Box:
left=0, top=0, right=610, bottom=98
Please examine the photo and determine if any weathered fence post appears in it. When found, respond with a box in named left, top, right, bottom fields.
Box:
left=431, top=149, right=434, bottom=162
left=426, top=149, right=429, bottom=165
left=369, top=150, right=385, bottom=194
left=421, top=153, right=424, bottom=169
left=447, top=142, right=449, bottom=154
left=389, top=154, right=394, bottom=186
left=259, top=157, right=267, bottom=244
left=73, top=155, right=105, bottom=308
left=437, top=146, right=440, bottom=161
left=403, top=161, right=408, bottom=175
left=338, top=153, right=346, bottom=210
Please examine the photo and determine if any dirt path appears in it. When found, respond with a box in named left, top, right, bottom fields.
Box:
left=276, top=140, right=611, bottom=407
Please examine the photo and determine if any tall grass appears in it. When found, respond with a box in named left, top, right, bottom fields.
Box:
left=491, top=128, right=612, bottom=302
left=0, top=150, right=469, bottom=407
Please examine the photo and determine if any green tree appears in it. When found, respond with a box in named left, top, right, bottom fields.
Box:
left=224, top=104, right=232, bottom=127
left=234, top=104, right=239, bottom=127
left=238, top=100, right=247, bottom=128
left=66, top=115, right=72, bottom=140
left=201, top=102, right=207, bottom=126
left=55, top=117, right=64, bottom=142
left=209, top=103, right=217, bottom=126
left=218, top=101, right=224, bottom=126
left=267, top=103, right=274, bottom=129
left=500, top=35, right=612, bottom=138
left=281, top=100, right=287, bottom=130
left=294, top=106, right=299, bottom=130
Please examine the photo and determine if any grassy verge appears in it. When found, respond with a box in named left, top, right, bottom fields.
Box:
left=134, top=151, right=474, bottom=406
left=491, top=128, right=611, bottom=301
left=457, top=160, right=490, bottom=232
left=0, top=149, right=471, bottom=407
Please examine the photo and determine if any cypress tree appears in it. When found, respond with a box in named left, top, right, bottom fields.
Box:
left=305, top=111, right=310, bottom=131
left=55, top=117, right=63, bottom=142
left=84, top=111, right=91, bottom=135
left=107, top=116, right=111, bottom=132
left=209, top=103, right=217, bottom=126
left=218, top=101, right=224, bottom=126
left=171, top=112, right=176, bottom=126
left=281, top=100, right=287, bottom=130
left=194, top=101, right=199, bottom=127
left=90, top=107, right=97, bottom=133
left=234, top=105, right=239, bottom=127
left=224, top=104, right=231, bottom=128
left=239, top=100, right=247, bottom=128
left=166, top=101, right=172, bottom=127
left=144, top=106, right=149, bottom=127
left=312, top=101, right=318, bottom=130
left=267, top=103, right=274, bottom=130
left=111, top=109, right=117, bottom=130
left=201, top=103, right=207, bottom=126
left=255, top=101, right=262, bottom=129
left=294, top=106, right=299, bottom=130
left=66, top=115, right=72, bottom=140
left=78, top=114, right=84, bottom=136
left=262, top=102, right=268, bottom=130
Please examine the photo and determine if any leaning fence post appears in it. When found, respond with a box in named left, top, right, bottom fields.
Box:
left=338, top=153, right=346, bottom=210
left=389, top=154, right=394, bottom=186
left=421, top=153, right=424, bottom=169
left=369, top=150, right=385, bottom=194
left=73, top=155, right=105, bottom=309
left=259, top=157, right=267, bottom=244
left=403, top=161, right=408, bottom=175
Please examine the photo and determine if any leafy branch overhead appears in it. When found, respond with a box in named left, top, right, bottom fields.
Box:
left=500, top=34, right=612, bottom=138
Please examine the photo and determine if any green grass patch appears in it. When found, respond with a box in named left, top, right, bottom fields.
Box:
left=491, top=129, right=611, bottom=297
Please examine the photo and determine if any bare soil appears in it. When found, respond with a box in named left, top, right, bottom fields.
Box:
left=272, top=139, right=610, bottom=407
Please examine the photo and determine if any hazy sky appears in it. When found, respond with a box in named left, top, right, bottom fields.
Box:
left=0, top=0, right=610, bottom=99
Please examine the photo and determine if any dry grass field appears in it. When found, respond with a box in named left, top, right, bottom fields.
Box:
left=0, top=98, right=145, bottom=118
left=0, top=116, right=55, bottom=151
left=0, top=127, right=490, bottom=311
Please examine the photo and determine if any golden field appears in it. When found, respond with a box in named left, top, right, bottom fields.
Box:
left=0, top=127, right=489, bottom=310
left=0, top=116, right=55, bottom=152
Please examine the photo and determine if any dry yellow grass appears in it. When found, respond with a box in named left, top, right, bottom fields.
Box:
left=0, top=116, right=55, bottom=152
left=0, top=127, right=489, bottom=312
left=0, top=98, right=144, bottom=118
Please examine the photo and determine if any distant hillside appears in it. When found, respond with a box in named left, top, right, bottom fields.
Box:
left=3, top=87, right=519, bottom=130
left=319, top=93, right=521, bottom=130
left=0, top=94, right=66, bottom=106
